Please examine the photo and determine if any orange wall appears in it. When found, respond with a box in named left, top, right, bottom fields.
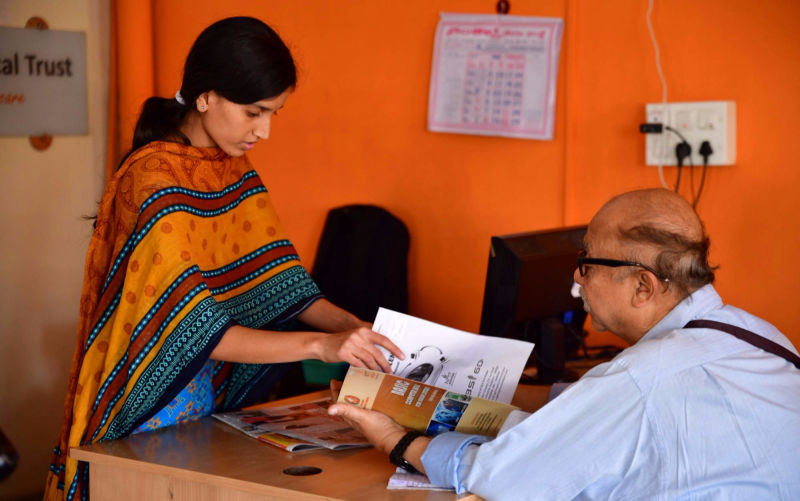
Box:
left=124, top=1, right=799, bottom=346
left=562, top=0, right=800, bottom=346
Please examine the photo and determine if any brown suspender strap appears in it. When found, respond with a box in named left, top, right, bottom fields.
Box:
left=685, top=319, right=800, bottom=370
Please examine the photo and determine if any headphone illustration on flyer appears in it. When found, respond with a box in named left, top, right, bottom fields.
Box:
left=388, top=345, right=448, bottom=384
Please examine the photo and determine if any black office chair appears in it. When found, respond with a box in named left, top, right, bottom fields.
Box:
left=311, top=204, right=410, bottom=321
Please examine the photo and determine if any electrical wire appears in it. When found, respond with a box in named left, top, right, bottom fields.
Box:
left=693, top=141, right=712, bottom=209
left=682, top=149, right=693, bottom=192
left=646, top=3, right=711, bottom=207
left=689, top=145, right=701, bottom=204
left=646, top=0, right=670, bottom=190
left=664, top=125, right=688, bottom=144
left=671, top=132, right=710, bottom=208
left=693, top=163, right=708, bottom=209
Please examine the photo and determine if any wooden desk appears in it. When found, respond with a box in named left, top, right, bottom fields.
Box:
left=72, top=391, right=481, bottom=500
left=72, top=357, right=609, bottom=501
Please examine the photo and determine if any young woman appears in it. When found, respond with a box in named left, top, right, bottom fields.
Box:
left=45, top=17, right=403, bottom=500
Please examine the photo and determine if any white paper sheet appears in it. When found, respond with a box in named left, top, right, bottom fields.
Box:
left=373, top=308, right=534, bottom=404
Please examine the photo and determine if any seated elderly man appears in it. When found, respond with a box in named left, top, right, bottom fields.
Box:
left=329, top=188, right=800, bottom=500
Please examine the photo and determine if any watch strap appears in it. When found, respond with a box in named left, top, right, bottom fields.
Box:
left=389, top=430, right=425, bottom=473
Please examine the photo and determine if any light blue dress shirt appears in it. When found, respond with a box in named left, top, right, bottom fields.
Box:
left=421, top=285, right=800, bottom=500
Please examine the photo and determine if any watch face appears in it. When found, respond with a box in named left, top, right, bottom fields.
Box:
left=392, top=456, right=415, bottom=473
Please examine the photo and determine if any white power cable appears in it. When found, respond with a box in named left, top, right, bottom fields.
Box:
left=646, top=0, right=671, bottom=189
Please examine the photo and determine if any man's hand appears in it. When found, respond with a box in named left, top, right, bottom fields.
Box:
left=318, top=327, right=404, bottom=373
left=329, top=404, right=431, bottom=474
left=328, top=404, right=407, bottom=455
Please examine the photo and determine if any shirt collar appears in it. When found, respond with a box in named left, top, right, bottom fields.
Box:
left=640, top=284, right=723, bottom=342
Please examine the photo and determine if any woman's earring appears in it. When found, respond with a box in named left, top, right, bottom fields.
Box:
left=199, top=104, right=207, bottom=111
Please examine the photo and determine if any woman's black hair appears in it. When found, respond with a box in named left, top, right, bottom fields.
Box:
left=120, top=16, right=296, bottom=167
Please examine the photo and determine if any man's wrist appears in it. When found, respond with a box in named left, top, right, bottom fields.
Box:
left=389, top=430, right=425, bottom=473
left=381, top=429, right=408, bottom=455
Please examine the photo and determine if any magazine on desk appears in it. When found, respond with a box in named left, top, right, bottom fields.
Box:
left=212, top=397, right=369, bottom=452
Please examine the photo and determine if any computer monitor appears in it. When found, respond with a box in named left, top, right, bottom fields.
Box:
left=479, top=225, right=588, bottom=384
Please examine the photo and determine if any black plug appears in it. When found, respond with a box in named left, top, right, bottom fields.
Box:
left=699, top=141, right=713, bottom=165
left=673, top=141, right=691, bottom=192
left=693, top=141, right=713, bottom=209
left=639, top=123, right=664, bottom=133
left=675, top=141, right=691, bottom=167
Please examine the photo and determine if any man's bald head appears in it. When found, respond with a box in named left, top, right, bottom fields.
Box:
left=598, top=189, right=704, bottom=241
left=591, top=188, right=715, bottom=298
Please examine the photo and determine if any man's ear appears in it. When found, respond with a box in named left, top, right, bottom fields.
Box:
left=631, top=270, right=658, bottom=308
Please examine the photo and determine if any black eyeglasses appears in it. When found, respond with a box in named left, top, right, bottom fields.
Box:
left=577, top=250, right=670, bottom=282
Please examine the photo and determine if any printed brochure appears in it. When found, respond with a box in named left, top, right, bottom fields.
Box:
left=337, top=367, right=519, bottom=438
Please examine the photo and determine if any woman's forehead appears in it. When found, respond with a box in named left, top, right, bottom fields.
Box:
left=252, top=89, right=292, bottom=108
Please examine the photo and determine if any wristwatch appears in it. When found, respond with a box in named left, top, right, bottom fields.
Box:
left=389, top=430, right=425, bottom=473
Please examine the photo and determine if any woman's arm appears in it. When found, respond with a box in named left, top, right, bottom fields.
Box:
left=296, top=298, right=371, bottom=332
left=210, top=323, right=404, bottom=372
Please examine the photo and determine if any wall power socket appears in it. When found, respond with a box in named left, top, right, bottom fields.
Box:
left=644, top=101, right=736, bottom=166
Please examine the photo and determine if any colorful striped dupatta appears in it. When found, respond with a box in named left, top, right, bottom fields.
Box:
left=45, top=141, right=322, bottom=500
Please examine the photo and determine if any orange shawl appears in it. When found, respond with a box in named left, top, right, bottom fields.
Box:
left=45, top=141, right=322, bottom=500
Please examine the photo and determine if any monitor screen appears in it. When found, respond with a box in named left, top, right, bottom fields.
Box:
left=479, top=225, right=588, bottom=384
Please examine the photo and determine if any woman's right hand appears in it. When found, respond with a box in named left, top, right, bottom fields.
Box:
left=317, top=327, right=404, bottom=373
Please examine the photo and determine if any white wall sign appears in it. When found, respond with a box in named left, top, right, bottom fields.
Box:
left=428, top=13, right=563, bottom=140
left=0, top=26, right=87, bottom=135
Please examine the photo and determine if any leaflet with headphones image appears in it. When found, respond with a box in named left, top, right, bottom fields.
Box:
left=387, top=345, right=447, bottom=384
left=373, top=308, right=534, bottom=404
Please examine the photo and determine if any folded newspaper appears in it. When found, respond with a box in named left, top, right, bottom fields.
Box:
left=213, top=398, right=369, bottom=452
